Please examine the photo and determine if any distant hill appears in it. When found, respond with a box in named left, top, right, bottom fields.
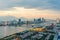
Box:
left=0, top=16, right=18, bottom=21
left=0, top=16, right=55, bottom=22
left=19, top=17, right=28, bottom=21
left=0, top=16, right=28, bottom=22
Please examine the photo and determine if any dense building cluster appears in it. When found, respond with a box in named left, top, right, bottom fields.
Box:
left=0, top=18, right=45, bottom=26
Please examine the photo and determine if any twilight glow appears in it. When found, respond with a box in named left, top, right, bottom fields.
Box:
left=0, top=0, right=60, bottom=19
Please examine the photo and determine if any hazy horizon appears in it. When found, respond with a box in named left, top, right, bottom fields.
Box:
left=0, top=0, right=60, bottom=20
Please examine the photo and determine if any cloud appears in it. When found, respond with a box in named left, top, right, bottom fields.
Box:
left=0, top=7, right=60, bottom=19
left=0, top=0, right=60, bottom=10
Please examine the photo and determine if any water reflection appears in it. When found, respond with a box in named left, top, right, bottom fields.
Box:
left=0, top=25, right=32, bottom=38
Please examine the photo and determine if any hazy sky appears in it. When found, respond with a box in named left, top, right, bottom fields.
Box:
left=0, top=0, right=60, bottom=19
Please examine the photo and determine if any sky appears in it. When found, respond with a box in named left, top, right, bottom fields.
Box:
left=0, top=0, right=60, bottom=19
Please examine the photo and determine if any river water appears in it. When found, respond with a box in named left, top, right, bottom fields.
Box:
left=0, top=21, right=56, bottom=38
left=0, top=25, right=33, bottom=38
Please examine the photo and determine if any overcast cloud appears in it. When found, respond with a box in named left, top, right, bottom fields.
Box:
left=0, top=0, right=60, bottom=10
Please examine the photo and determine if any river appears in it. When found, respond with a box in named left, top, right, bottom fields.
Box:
left=0, top=21, right=56, bottom=38
left=0, top=25, right=33, bottom=38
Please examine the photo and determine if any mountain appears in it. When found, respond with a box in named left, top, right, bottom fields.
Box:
left=0, top=16, right=28, bottom=22
left=19, top=17, right=28, bottom=21
left=0, top=16, right=18, bottom=21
